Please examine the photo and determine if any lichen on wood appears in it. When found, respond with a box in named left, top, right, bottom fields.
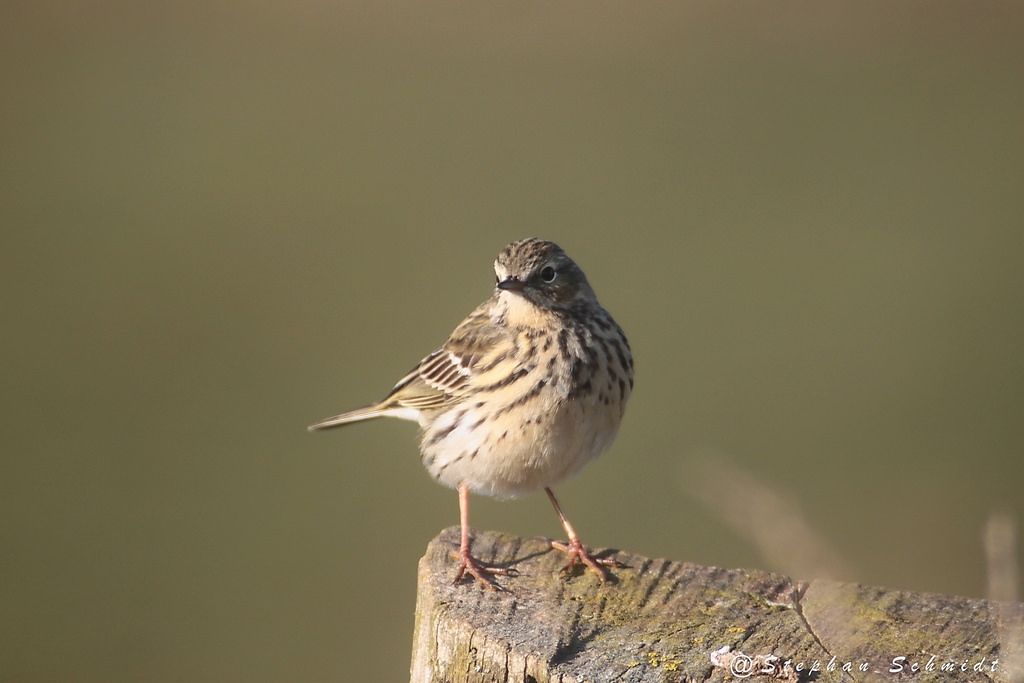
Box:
left=411, top=527, right=1023, bottom=683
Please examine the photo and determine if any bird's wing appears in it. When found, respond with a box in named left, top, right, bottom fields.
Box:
left=307, top=346, right=470, bottom=429
left=309, top=304, right=513, bottom=431
left=379, top=304, right=506, bottom=412
left=379, top=351, right=465, bottom=411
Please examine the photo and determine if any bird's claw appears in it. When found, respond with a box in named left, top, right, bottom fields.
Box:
left=535, top=535, right=621, bottom=581
left=450, top=551, right=514, bottom=590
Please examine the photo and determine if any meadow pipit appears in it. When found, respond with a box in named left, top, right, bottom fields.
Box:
left=310, top=238, right=633, bottom=588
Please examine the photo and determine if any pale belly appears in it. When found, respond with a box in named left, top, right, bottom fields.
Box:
left=418, top=393, right=623, bottom=499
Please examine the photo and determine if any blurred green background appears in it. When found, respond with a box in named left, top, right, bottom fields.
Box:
left=2, top=2, right=1022, bottom=681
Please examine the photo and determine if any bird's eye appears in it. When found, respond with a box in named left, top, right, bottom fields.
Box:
left=540, top=266, right=557, bottom=283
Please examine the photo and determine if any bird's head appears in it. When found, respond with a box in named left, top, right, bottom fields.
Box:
left=492, top=238, right=596, bottom=315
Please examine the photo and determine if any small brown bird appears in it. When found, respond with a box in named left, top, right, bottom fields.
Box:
left=309, top=238, right=633, bottom=588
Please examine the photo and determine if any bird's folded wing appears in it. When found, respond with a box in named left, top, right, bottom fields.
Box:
left=381, top=306, right=510, bottom=411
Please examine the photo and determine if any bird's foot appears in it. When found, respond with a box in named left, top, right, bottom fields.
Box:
left=540, top=536, right=621, bottom=582
left=450, top=550, right=514, bottom=590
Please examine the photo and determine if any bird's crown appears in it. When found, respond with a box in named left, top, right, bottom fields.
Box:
left=493, top=238, right=594, bottom=309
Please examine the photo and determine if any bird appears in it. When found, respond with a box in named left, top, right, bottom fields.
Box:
left=309, top=238, right=633, bottom=588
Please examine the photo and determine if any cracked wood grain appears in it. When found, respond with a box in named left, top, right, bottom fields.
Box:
left=410, top=528, right=1022, bottom=683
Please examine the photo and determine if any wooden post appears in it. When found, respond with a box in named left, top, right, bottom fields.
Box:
left=411, top=527, right=1023, bottom=683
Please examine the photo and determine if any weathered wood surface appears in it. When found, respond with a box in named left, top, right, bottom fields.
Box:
left=411, top=527, right=1023, bottom=683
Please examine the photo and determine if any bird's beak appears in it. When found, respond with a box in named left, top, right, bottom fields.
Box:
left=496, top=277, right=526, bottom=292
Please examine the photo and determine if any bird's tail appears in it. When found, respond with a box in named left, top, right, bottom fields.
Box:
left=307, top=404, right=393, bottom=431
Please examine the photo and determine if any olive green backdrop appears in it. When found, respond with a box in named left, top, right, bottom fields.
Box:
left=2, top=2, right=1021, bottom=682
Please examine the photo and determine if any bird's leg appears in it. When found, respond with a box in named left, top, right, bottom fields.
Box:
left=543, top=487, right=619, bottom=581
left=451, top=484, right=512, bottom=589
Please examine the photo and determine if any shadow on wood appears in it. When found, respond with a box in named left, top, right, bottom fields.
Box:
left=411, top=527, right=1023, bottom=683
